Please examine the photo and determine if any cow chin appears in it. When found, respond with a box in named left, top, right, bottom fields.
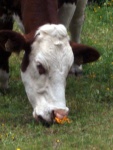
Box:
left=33, top=108, right=54, bottom=125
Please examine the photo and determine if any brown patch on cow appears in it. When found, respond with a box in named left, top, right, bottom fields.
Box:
left=21, top=48, right=31, bottom=72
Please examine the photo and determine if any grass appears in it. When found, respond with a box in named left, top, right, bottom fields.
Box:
left=0, top=2, right=113, bottom=150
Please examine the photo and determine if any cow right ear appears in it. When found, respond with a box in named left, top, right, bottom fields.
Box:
left=70, top=41, right=100, bottom=64
left=0, top=30, right=29, bottom=53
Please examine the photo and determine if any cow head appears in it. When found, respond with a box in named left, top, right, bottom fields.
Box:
left=0, top=24, right=100, bottom=125
left=21, top=24, right=74, bottom=124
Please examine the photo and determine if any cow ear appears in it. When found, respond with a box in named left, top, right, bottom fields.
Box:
left=0, top=30, right=29, bottom=53
left=70, top=41, right=100, bottom=64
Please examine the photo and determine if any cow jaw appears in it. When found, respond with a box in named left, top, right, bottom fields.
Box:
left=21, top=24, right=74, bottom=123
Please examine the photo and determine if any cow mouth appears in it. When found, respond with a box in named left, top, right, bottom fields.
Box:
left=36, top=115, right=54, bottom=127
left=35, top=111, right=55, bottom=127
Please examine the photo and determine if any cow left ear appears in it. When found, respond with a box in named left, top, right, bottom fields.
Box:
left=70, top=41, right=100, bottom=64
left=0, top=30, right=29, bottom=53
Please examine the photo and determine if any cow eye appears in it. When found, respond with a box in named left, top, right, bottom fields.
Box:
left=37, top=63, right=46, bottom=75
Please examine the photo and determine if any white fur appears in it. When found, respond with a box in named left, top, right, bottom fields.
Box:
left=21, top=24, right=74, bottom=122
left=0, top=69, right=9, bottom=89
left=35, top=24, right=69, bottom=39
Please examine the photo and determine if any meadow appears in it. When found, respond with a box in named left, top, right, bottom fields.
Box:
left=0, top=2, right=113, bottom=150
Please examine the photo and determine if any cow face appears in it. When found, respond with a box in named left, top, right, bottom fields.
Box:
left=0, top=24, right=100, bottom=125
left=21, top=24, right=74, bottom=123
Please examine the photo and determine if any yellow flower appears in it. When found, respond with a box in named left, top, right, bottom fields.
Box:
left=17, top=148, right=21, bottom=150
left=6, top=133, right=9, bottom=137
left=89, top=73, right=96, bottom=78
left=55, top=116, right=71, bottom=124
left=106, top=88, right=110, bottom=91
left=12, top=136, right=15, bottom=141
left=2, top=123, right=5, bottom=127
left=56, top=139, right=60, bottom=143
left=93, top=8, right=97, bottom=13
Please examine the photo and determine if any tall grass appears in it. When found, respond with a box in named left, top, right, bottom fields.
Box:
left=0, top=3, right=113, bottom=150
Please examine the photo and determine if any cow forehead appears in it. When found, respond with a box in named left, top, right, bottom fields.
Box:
left=35, top=24, right=69, bottom=38
left=30, top=24, right=74, bottom=68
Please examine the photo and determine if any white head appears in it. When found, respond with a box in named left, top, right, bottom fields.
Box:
left=21, top=24, right=74, bottom=124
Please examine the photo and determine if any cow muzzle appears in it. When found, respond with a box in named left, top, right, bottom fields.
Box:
left=34, top=108, right=69, bottom=126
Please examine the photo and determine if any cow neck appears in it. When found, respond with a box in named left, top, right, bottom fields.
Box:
left=21, top=0, right=59, bottom=34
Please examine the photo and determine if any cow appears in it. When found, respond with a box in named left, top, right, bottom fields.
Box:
left=0, top=0, right=100, bottom=125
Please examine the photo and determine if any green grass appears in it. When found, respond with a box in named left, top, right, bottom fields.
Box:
left=0, top=3, right=113, bottom=150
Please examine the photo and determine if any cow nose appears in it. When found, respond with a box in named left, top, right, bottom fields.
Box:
left=53, top=109, right=69, bottom=119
